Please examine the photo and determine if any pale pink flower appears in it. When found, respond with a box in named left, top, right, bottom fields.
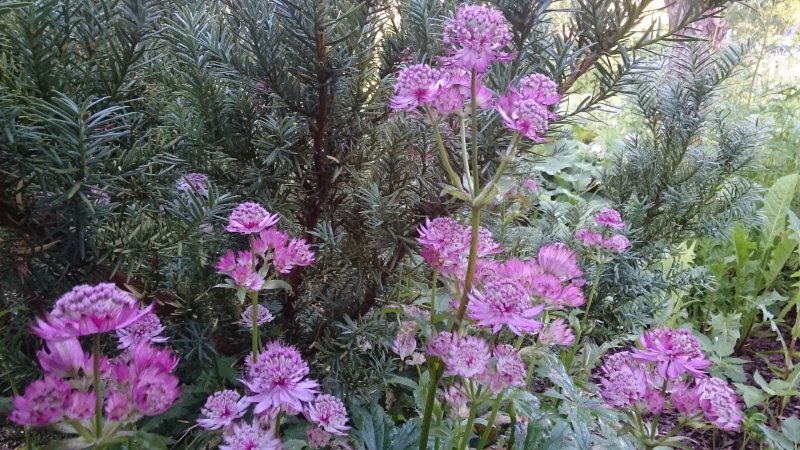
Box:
left=254, top=228, right=290, bottom=256
left=538, top=318, right=575, bottom=346
left=417, top=217, right=469, bottom=275
left=105, top=389, right=133, bottom=422
left=37, top=338, right=88, bottom=378
left=133, top=367, right=181, bottom=416
left=243, top=341, right=320, bottom=415
left=603, top=235, right=630, bottom=253
left=442, top=4, right=514, bottom=72
left=474, top=227, right=502, bottom=257
left=594, top=208, right=624, bottom=230
left=574, top=228, right=603, bottom=247
left=391, top=321, right=417, bottom=359
left=443, top=383, right=470, bottom=418
left=490, top=344, right=526, bottom=392
left=631, top=328, right=711, bottom=379
left=430, top=67, right=494, bottom=115
left=32, top=283, right=151, bottom=341
left=518, top=74, right=560, bottom=105
left=522, top=178, right=539, bottom=193
left=66, top=390, right=96, bottom=421
left=536, top=243, right=583, bottom=281
left=390, top=64, right=442, bottom=111
left=226, top=202, right=280, bottom=235
left=425, top=331, right=456, bottom=357
left=468, top=279, right=543, bottom=335
left=304, top=394, right=350, bottom=436
left=696, top=377, right=742, bottom=431
left=116, top=312, right=167, bottom=349
left=273, top=238, right=315, bottom=274
left=10, top=375, right=71, bottom=426
left=176, top=173, right=210, bottom=196
left=241, top=304, right=275, bottom=328
left=220, top=422, right=283, bottom=450
left=407, top=352, right=426, bottom=366
left=670, top=382, right=701, bottom=416
left=230, top=264, right=265, bottom=291
left=599, top=357, right=648, bottom=408
left=442, top=335, right=490, bottom=379
left=198, top=390, right=248, bottom=430
left=643, top=389, right=665, bottom=414
left=307, top=428, right=332, bottom=448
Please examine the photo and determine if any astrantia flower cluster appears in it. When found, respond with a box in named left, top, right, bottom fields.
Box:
left=197, top=340, right=349, bottom=448
left=441, top=4, right=514, bottom=72
left=599, top=328, right=742, bottom=433
left=574, top=208, right=631, bottom=254
left=11, top=284, right=180, bottom=447
left=496, top=73, right=561, bottom=142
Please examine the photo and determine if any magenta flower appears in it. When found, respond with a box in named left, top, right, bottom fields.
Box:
left=304, top=394, right=350, bottom=436
left=417, top=217, right=469, bottom=275
left=390, top=64, right=442, bottom=111
left=253, top=228, right=290, bottom=257
left=273, top=238, right=315, bottom=274
left=522, top=178, right=539, bottom=193
left=442, top=4, right=514, bottom=72
left=518, top=74, right=560, bottom=105
left=37, top=338, right=88, bottom=378
left=198, top=390, right=248, bottom=430
left=430, top=67, right=494, bottom=115
left=130, top=342, right=180, bottom=375
left=132, top=367, right=181, bottom=416
left=220, top=422, right=283, bottom=450
left=496, top=93, right=552, bottom=141
left=243, top=341, right=320, bottom=415
left=603, top=235, right=630, bottom=254
left=230, top=264, right=265, bottom=291
left=116, top=311, right=167, bottom=349
left=105, top=389, right=133, bottom=421
left=536, top=243, right=583, bottom=281
left=66, top=390, right=96, bottom=421
left=599, top=356, right=648, bottom=408
left=442, top=334, right=490, bottom=379
left=10, top=375, right=71, bottom=426
left=489, top=344, right=526, bottom=392
left=468, top=279, right=543, bottom=335
left=176, top=172, right=210, bottom=196
left=594, top=208, right=624, bottom=229
left=241, top=304, right=275, bottom=328
left=426, top=331, right=456, bottom=357
left=215, top=250, right=238, bottom=273
left=697, top=377, right=742, bottom=431
left=632, top=328, right=711, bottom=379
left=226, top=202, right=280, bottom=235
left=643, top=389, right=666, bottom=414
left=32, top=283, right=151, bottom=341
left=574, top=228, right=603, bottom=247
left=670, top=382, right=701, bottom=416
left=538, top=318, right=576, bottom=346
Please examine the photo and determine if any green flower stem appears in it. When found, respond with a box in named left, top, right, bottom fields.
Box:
left=93, top=334, right=103, bottom=441
left=418, top=362, right=443, bottom=450
left=579, top=259, right=603, bottom=333
left=474, top=134, right=522, bottom=207
left=453, top=205, right=481, bottom=326
left=470, top=69, right=479, bottom=194
left=457, top=387, right=482, bottom=450
left=251, top=291, right=259, bottom=363
left=430, top=269, right=439, bottom=324
left=425, top=107, right=462, bottom=187
left=507, top=404, right=518, bottom=449
left=476, top=392, right=505, bottom=450
left=459, top=115, right=473, bottom=193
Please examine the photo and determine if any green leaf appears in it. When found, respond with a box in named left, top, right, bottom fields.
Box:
left=753, top=371, right=777, bottom=395
left=263, top=279, right=292, bottom=292
left=760, top=173, right=799, bottom=249
left=764, top=235, right=798, bottom=288
left=734, top=383, right=766, bottom=408
left=781, top=416, right=800, bottom=442
left=709, top=312, right=741, bottom=355
left=760, top=424, right=795, bottom=450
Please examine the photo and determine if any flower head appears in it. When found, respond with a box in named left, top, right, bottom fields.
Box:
left=130, top=342, right=180, bottom=375
left=442, top=335, right=490, bottom=379
left=226, top=202, right=280, bottom=235
left=307, top=428, right=332, bottom=449
left=632, top=328, right=711, bottom=379
left=430, top=67, right=494, bottom=115
left=442, top=4, right=514, bottom=72
left=391, top=321, right=417, bottom=359
left=220, top=422, right=283, bottom=450
left=273, top=238, right=315, bottom=274
left=32, top=283, right=150, bottom=340
left=198, top=390, right=248, bottom=430
left=603, top=235, right=630, bottom=254
left=10, top=375, right=71, bottom=426
left=594, top=208, right=624, bottom=230
left=574, top=228, right=603, bottom=247
left=443, top=383, right=470, bottom=418
left=230, top=264, right=265, bottom=292
left=105, top=389, right=134, bottom=422
left=538, top=318, right=576, bottom=346
left=599, top=357, right=648, bottom=408
left=243, top=341, right=320, bottom=415
left=490, top=344, right=526, bottom=392
left=417, top=217, right=469, bottom=275
left=468, top=279, right=543, bottom=335
left=304, top=394, right=350, bottom=436
left=241, top=304, right=275, bottom=328
left=66, top=390, right=96, bottom=421
left=697, top=377, right=742, bottom=431
left=176, top=173, right=210, bottom=196
left=497, top=93, right=553, bottom=141
left=132, top=367, right=180, bottom=416
left=390, top=64, right=442, bottom=111
left=116, top=312, right=167, bottom=349
left=37, top=338, right=89, bottom=378
left=253, top=228, right=289, bottom=256
left=536, top=243, right=583, bottom=281
left=518, top=74, right=560, bottom=105
left=670, top=382, right=700, bottom=416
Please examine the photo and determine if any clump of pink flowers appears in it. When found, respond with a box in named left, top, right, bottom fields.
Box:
left=442, top=4, right=514, bottom=72
left=598, top=327, right=742, bottom=445
left=574, top=208, right=631, bottom=254
left=11, top=283, right=181, bottom=447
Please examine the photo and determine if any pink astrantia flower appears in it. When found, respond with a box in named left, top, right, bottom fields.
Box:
left=273, top=238, right=315, bottom=274
left=66, top=390, right=96, bottom=421
left=230, top=264, right=265, bottom=292
left=130, top=342, right=180, bottom=375
left=197, top=390, right=248, bottom=430
left=468, top=279, right=544, bottom=335
left=220, top=422, right=283, bottom=450
left=603, top=235, right=631, bottom=254
left=304, top=394, right=350, bottom=436
left=518, top=74, right=560, bottom=105
left=176, top=173, right=210, bottom=196
left=132, top=367, right=181, bottom=416
left=496, top=92, right=553, bottom=142
left=442, top=335, right=490, bottom=379
left=36, top=338, right=88, bottom=378
left=522, top=178, right=539, bottom=193
left=490, top=344, right=526, bottom=393
left=426, top=331, right=456, bottom=357
left=696, top=377, right=743, bottom=431
left=430, top=67, right=494, bottom=115
left=599, top=355, right=648, bottom=408
left=574, top=228, right=603, bottom=247
left=253, top=228, right=290, bottom=257
left=243, top=341, right=320, bottom=415
left=442, top=4, right=514, bottom=72
left=307, top=427, right=333, bottom=449
left=417, top=217, right=469, bottom=275
left=670, top=382, right=701, bottom=416
left=215, top=250, right=239, bottom=273
left=536, top=243, right=583, bottom=281
left=105, top=389, right=133, bottom=422
left=241, top=304, right=275, bottom=328
left=116, top=311, right=167, bottom=349
left=10, top=375, right=71, bottom=426
left=226, top=202, right=280, bottom=235
left=631, top=328, right=711, bottom=379
left=594, top=208, right=625, bottom=230
left=643, top=389, right=666, bottom=414
left=391, top=321, right=417, bottom=359
left=390, top=64, right=442, bottom=111
left=538, top=318, right=576, bottom=346
left=32, top=283, right=151, bottom=341
left=443, top=383, right=470, bottom=418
